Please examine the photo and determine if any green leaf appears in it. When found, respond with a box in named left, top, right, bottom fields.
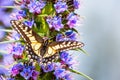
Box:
left=79, top=48, right=88, bottom=55
left=71, top=28, right=79, bottom=33
left=34, top=14, right=49, bottom=36
left=41, top=2, right=55, bottom=15
left=69, top=69, right=93, bottom=80
left=39, top=72, right=55, bottom=80
left=35, top=63, right=41, bottom=72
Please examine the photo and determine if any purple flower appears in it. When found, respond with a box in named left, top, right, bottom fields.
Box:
left=54, top=1, right=68, bottom=13
left=31, top=70, right=39, bottom=80
left=65, top=30, right=76, bottom=40
left=60, top=52, right=74, bottom=67
left=41, top=63, right=54, bottom=72
left=10, top=10, right=26, bottom=20
left=54, top=63, right=65, bottom=79
left=28, top=0, right=46, bottom=14
left=74, top=0, right=80, bottom=9
left=54, top=68, right=66, bottom=79
left=67, top=13, right=79, bottom=28
left=63, top=74, right=72, bottom=80
left=56, top=34, right=64, bottom=41
left=20, top=66, right=33, bottom=79
left=17, top=10, right=26, bottom=20
left=54, top=63, right=72, bottom=79
left=46, top=16, right=64, bottom=31
left=24, top=20, right=34, bottom=28
left=56, top=30, right=76, bottom=41
left=7, top=32, right=24, bottom=58
left=20, top=66, right=39, bottom=80
left=11, top=63, right=24, bottom=76
left=12, top=43, right=24, bottom=58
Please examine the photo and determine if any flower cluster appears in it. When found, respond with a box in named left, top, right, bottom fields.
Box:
left=10, top=63, right=39, bottom=80
left=0, top=0, right=91, bottom=80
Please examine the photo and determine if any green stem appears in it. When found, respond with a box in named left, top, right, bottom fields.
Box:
left=0, top=40, right=21, bottom=44
left=0, top=50, right=8, bottom=54
left=38, top=14, right=48, bottom=17
left=69, top=69, right=93, bottom=80
left=0, top=6, right=20, bottom=9
left=0, top=29, right=15, bottom=32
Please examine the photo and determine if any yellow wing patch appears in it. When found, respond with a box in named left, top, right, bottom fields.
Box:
left=43, top=47, right=57, bottom=58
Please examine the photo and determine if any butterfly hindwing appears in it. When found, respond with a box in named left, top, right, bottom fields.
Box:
left=42, top=53, right=59, bottom=65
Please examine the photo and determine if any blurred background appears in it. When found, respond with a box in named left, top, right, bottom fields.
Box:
left=0, top=0, right=120, bottom=80
left=75, top=0, right=120, bottom=80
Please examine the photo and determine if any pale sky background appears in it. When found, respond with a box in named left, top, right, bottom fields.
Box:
left=74, top=0, right=120, bottom=80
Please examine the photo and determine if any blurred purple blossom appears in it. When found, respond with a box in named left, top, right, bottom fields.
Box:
left=54, top=63, right=71, bottom=79
left=7, top=32, right=20, bottom=41
left=54, top=67, right=66, bottom=79
left=0, top=67, right=9, bottom=76
left=67, top=13, right=79, bottom=28
left=12, top=43, right=24, bottom=59
left=60, top=52, right=74, bottom=67
left=10, top=32, right=20, bottom=40
left=0, top=0, right=14, bottom=27
left=63, top=73, right=72, bottom=80
left=74, top=0, right=80, bottom=9
left=41, top=63, right=54, bottom=72
left=11, top=63, right=24, bottom=76
left=0, top=0, right=13, bottom=6
left=2, top=54, right=15, bottom=66
left=46, top=16, right=64, bottom=31
left=0, top=11, right=12, bottom=27
left=56, top=30, right=76, bottom=41
left=28, top=0, right=46, bottom=14
left=0, top=26, right=6, bottom=40
left=11, top=10, right=26, bottom=20
left=54, top=1, right=68, bottom=13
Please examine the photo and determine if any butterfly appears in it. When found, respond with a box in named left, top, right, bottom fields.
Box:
left=10, top=20, right=84, bottom=65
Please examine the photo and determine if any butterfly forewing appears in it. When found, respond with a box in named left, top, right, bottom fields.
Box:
left=10, top=20, right=43, bottom=57
left=43, top=41, right=84, bottom=58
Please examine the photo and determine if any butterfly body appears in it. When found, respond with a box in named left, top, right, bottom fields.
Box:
left=10, top=20, right=84, bottom=65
